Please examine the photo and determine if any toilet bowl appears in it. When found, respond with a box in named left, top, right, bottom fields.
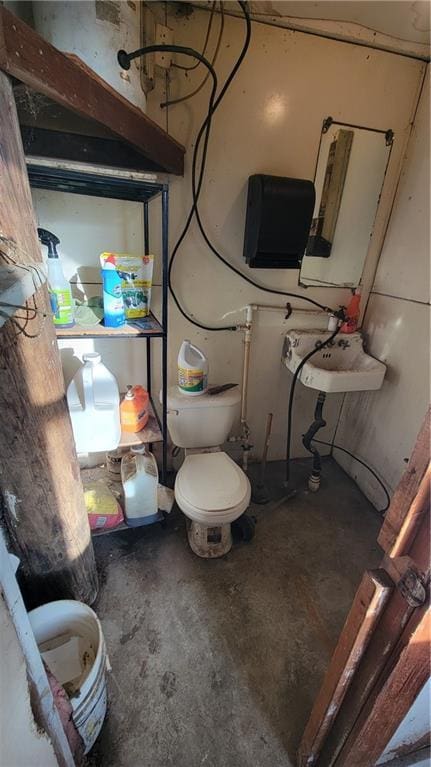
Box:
left=164, top=386, right=251, bottom=558
left=175, top=452, right=251, bottom=558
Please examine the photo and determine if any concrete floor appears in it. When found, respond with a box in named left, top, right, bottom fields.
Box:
left=90, top=458, right=382, bottom=767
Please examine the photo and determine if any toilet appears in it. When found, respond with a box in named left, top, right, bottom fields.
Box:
left=166, top=386, right=251, bottom=558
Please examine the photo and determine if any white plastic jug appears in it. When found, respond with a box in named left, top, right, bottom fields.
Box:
left=177, top=339, right=208, bottom=395
left=121, top=447, right=161, bottom=526
left=67, top=352, right=121, bottom=453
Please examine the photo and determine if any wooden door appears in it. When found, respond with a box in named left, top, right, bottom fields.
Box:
left=298, top=408, right=430, bottom=767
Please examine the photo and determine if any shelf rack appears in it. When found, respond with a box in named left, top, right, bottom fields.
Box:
left=28, top=161, right=169, bottom=483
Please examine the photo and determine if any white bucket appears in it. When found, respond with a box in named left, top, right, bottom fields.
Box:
left=29, top=600, right=109, bottom=754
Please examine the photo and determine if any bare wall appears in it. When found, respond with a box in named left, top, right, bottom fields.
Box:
left=335, top=66, right=430, bottom=507
left=147, top=7, right=424, bottom=460
left=32, top=9, right=425, bottom=464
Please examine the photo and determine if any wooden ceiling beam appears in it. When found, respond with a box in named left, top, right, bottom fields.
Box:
left=0, top=6, right=185, bottom=175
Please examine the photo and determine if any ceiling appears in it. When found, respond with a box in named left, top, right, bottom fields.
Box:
left=248, top=1, right=430, bottom=45
left=193, top=1, right=430, bottom=58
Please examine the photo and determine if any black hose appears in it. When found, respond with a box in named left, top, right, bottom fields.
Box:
left=311, top=438, right=391, bottom=514
left=188, top=2, right=333, bottom=314
left=302, top=391, right=326, bottom=474
left=285, top=325, right=341, bottom=485
left=120, top=3, right=337, bottom=331
left=119, top=43, right=230, bottom=330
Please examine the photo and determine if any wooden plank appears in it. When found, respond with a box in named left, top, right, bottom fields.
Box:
left=321, top=129, right=354, bottom=243
left=297, top=569, right=393, bottom=767
left=315, top=510, right=430, bottom=767
left=379, top=407, right=430, bottom=553
left=388, top=462, right=430, bottom=558
left=0, top=7, right=185, bottom=175
left=21, top=126, right=161, bottom=172
left=0, top=70, right=98, bottom=606
left=56, top=313, right=163, bottom=339
left=303, top=410, right=431, bottom=767
left=335, top=607, right=431, bottom=767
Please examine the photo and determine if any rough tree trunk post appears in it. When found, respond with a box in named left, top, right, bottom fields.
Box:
left=0, top=71, right=98, bottom=606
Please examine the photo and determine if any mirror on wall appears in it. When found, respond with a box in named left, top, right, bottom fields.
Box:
left=300, top=118, right=393, bottom=288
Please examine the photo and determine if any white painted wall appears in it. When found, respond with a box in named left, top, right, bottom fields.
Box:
left=32, top=0, right=145, bottom=110
left=146, top=8, right=424, bottom=460
left=377, top=678, right=431, bottom=765
left=32, top=10, right=425, bottom=464
left=0, top=594, right=58, bottom=767
left=335, top=66, right=430, bottom=507
left=215, top=0, right=431, bottom=59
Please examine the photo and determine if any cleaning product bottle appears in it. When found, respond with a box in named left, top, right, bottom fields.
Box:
left=177, top=340, right=209, bottom=395
left=37, top=228, right=74, bottom=328
left=120, top=385, right=149, bottom=433
left=341, top=288, right=361, bottom=333
left=67, top=352, right=121, bottom=453
left=100, top=254, right=125, bottom=328
left=121, top=446, right=161, bottom=526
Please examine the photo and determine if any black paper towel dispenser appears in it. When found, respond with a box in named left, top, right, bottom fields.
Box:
left=243, top=175, right=315, bottom=268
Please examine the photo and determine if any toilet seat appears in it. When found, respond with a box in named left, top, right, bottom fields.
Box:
left=175, top=452, right=251, bottom=525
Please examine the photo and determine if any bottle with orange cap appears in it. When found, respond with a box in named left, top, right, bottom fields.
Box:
left=120, top=385, right=149, bottom=433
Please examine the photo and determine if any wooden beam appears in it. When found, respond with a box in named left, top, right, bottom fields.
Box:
left=335, top=607, right=431, bottom=767
left=314, top=505, right=430, bottom=767
left=21, top=126, right=161, bottom=172
left=378, top=407, right=430, bottom=554
left=297, top=569, right=393, bottom=767
left=0, top=70, right=98, bottom=606
left=0, top=6, right=185, bottom=175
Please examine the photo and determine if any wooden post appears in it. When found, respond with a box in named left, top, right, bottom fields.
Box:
left=0, top=71, right=98, bottom=606
left=297, top=570, right=393, bottom=767
left=335, top=605, right=431, bottom=767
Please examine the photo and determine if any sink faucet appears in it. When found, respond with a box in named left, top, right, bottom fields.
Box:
left=338, top=339, right=350, bottom=349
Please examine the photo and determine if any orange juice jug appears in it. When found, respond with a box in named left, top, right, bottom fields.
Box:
left=120, top=385, right=149, bottom=433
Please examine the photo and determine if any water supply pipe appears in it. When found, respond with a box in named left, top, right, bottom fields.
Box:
left=235, top=303, right=329, bottom=471
left=239, top=304, right=253, bottom=471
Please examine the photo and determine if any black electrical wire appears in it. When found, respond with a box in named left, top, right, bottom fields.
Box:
left=187, top=3, right=334, bottom=317
left=119, top=1, right=336, bottom=331
left=119, top=43, right=223, bottom=330
left=285, top=325, right=342, bottom=485
left=311, top=438, right=391, bottom=514
left=161, top=4, right=224, bottom=109
left=172, top=2, right=217, bottom=72
left=168, top=2, right=254, bottom=330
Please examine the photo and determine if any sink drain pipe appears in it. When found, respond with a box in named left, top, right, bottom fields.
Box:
left=302, top=391, right=326, bottom=492
left=284, top=316, right=345, bottom=488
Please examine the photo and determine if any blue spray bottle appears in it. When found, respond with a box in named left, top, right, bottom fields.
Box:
left=100, top=254, right=125, bottom=328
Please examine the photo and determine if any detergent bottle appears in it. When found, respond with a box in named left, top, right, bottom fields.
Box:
left=177, top=340, right=209, bottom=395
left=341, top=288, right=361, bottom=333
left=100, top=254, right=125, bottom=328
left=37, top=228, right=74, bottom=328
left=120, top=385, right=149, bottom=433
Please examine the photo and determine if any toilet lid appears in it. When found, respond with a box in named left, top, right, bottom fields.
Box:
left=176, top=452, right=249, bottom=511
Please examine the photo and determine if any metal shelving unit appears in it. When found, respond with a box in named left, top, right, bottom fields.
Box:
left=28, top=162, right=169, bottom=484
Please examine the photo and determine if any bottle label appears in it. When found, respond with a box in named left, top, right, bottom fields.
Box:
left=178, top=367, right=207, bottom=393
left=121, top=408, right=148, bottom=427
left=50, top=289, right=73, bottom=325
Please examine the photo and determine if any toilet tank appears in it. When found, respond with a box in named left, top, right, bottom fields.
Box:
left=164, top=386, right=241, bottom=448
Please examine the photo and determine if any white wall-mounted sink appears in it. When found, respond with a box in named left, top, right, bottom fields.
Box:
left=283, top=330, right=386, bottom=393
